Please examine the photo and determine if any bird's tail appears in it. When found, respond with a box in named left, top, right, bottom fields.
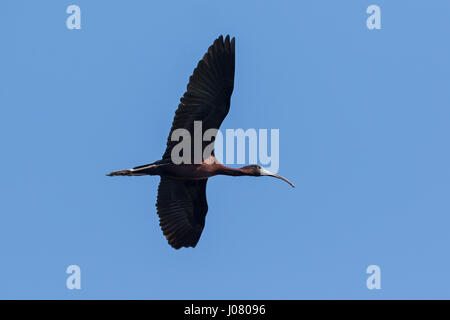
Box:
left=107, top=160, right=169, bottom=177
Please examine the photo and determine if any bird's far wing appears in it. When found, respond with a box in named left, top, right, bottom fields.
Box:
left=162, top=35, right=235, bottom=162
left=156, top=177, right=208, bottom=249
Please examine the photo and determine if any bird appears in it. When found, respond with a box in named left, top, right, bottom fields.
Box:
left=107, top=35, right=294, bottom=249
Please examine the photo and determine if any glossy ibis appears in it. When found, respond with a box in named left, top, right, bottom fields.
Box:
left=108, top=35, right=294, bottom=249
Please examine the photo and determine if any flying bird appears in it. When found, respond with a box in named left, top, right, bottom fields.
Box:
left=108, top=35, right=294, bottom=249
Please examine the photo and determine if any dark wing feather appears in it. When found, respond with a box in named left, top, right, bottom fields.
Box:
left=162, top=35, right=235, bottom=161
left=156, top=178, right=208, bottom=249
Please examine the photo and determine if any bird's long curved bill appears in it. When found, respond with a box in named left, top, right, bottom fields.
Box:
left=261, top=168, right=295, bottom=188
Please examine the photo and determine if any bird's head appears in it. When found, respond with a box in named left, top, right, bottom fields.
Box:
left=241, top=165, right=295, bottom=188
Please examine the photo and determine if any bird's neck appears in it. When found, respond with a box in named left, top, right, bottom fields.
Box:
left=217, top=165, right=249, bottom=177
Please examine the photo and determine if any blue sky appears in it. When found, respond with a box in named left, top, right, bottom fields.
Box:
left=1, top=0, right=449, bottom=299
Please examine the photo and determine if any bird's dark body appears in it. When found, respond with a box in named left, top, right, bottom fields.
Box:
left=160, top=163, right=222, bottom=180
left=108, top=35, right=294, bottom=249
left=163, top=163, right=219, bottom=180
left=127, top=157, right=249, bottom=179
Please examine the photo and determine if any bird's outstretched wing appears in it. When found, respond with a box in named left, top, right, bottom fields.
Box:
left=156, top=178, right=208, bottom=249
left=162, top=35, right=235, bottom=162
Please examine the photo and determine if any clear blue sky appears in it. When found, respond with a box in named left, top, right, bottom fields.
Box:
left=1, top=0, right=449, bottom=299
